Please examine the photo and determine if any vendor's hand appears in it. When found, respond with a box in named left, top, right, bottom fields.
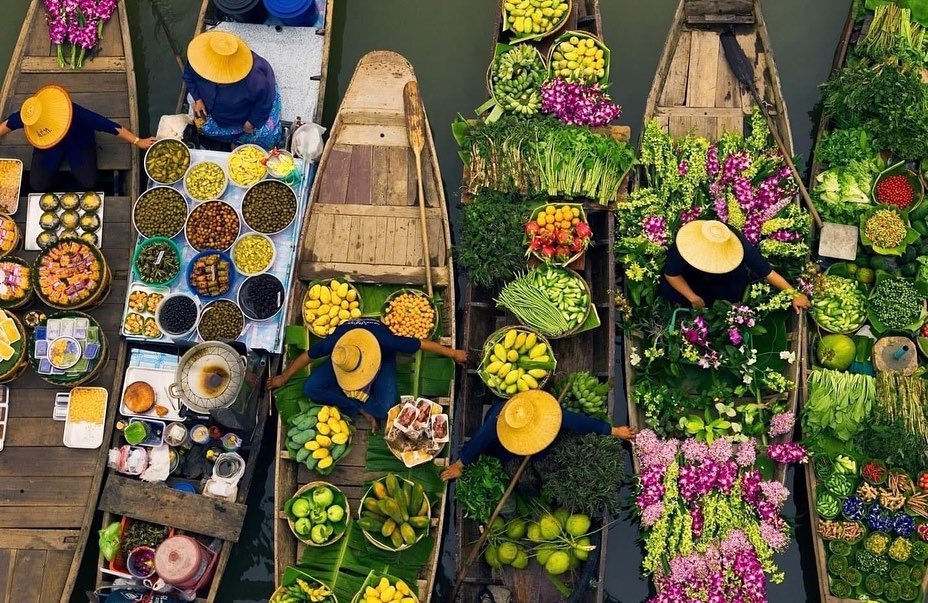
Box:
left=791, top=292, right=811, bottom=312
left=266, top=374, right=288, bottom=391
left=135, top=137, right=156, bottom=150
left=690, top=295, right=706, bottom=310
left=193, top=99, right=207, bottom=118
left=243, top=121, right=254, bottom=134
left=612, top=426, right=637, bottom=441
left=450, top=349, right=468, bottom=365
left=440, top=460, right=464, bottom=481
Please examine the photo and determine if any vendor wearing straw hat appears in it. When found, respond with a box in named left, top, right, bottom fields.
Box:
left=439, top=390, right=636, bottom=481
left=661, top=219, right=810, bottom=311
left=267, top=318, right=467, bottom=431
left=0, top=85, right=155, bottom=192
left=183, top=31, right=282, bottom=149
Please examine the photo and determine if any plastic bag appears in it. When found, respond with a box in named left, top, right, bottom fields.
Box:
left=156, top=114, right=193, bottom=139
left=290, top=123, right=326, bottom=161
left=98, top=521, right=120, bottom=561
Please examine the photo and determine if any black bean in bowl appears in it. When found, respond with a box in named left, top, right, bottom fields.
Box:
left=157, top=294, right=198, bottom=336
left=239, top=274, right=284, bottom=320
left=241, top=180, right=297, bottom=234
left=198, top=299, right=245, bottom=341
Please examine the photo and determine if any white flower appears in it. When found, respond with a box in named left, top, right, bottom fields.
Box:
left=779, top=350, right=796, bottom=364
left=630, top=351, right=641, bottom=367
left=746, top=348, right=758, bottom=366
left=743, top=373, right=753, bottom=385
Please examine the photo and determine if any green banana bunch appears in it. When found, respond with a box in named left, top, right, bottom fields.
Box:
left=490, top=44, right=544, bottom=116
left=557, top=371, right=609, bottom=419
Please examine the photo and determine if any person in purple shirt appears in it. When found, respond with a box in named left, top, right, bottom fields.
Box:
left=183, top=31, right=282, bottom=149
left=0, top=84, right=154, bottom=192
left=267, top=318, right=467, bottom=432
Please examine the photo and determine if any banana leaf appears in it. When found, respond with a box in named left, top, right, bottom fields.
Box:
left=365, top=433, right=445, bottom=493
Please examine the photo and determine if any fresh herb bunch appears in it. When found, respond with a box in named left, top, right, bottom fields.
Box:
left=856, top=4, right=927, bottom=65
left=456, top=191, right=535, bottom=288
left=858, top=419, right=928, bottom=475
left=455, top=455, right=509, bottom=525
left=540, top=433, right=625, bottom=517
left=816, top=127, right=881, bottom=169
left=874, top=372, right=928, bottom=454
left=120, top=520, right=168, bottom=558
left=869, top=277, right=922, bottom=329
left=820, top=60, right=928, bottom=160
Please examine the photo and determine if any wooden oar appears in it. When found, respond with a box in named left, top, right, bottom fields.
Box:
left=720, top=29, right=823, bottom=230
left=448, top=386, right=570, bottom=602
left=403, top=81, right=434, bottom=297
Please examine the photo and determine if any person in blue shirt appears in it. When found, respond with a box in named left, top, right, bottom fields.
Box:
left=267, top=318, right=467, bottom=431
left=0, top=84, right=154, bottom=192
left=183, top=31, right=282, bottom=149
left=439, top=390, right=636, bottom=482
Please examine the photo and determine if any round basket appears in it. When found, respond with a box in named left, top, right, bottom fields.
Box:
left=546, top=30, right=610, bottom=87
left=478, top=326, right=555, bottom=398
left=285, top=481, right=351, bottom=547
left=516, top=265, right=591, bottom=339
left=349, top=577, right=419, bottom=603
left=132, top=186, right=189, bottom=239
left=809, top=276, right=867, bottom=336
left=0, top=312, right=28, bottom=383
left=185, top=200, right=241, bottom=253
left=228, top=143, right=268, bottom=188
left=358, top=476, right=431, bottom=553
left=144, top=138, right=191, bottom=186
left=0, top=216, right=21, bottom=258
left=183, top=160, right=229, bottom=203
left=231, top=233, right=276, bottom=276
left=186, top=250, right=236, bottom=300
left=874, top=161, right=925, bottom=213
left=0, top=256, right=34, bottom=310
left=29, top=311, right=108, bottom=386
left=34, top=241, right=110, bottom=311
left=132, top=236, right=183, bottom=287
left=501, top=1, right=570, bottom=43
left=302, top=279, right=362, bottom=337
left=381, top=288, right=439, bottom=339
left=485, top=43, right=547, bottom=107
left=527, top=202, right=590, bottom=267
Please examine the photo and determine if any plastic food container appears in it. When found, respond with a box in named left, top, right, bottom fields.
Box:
left=63, top=386, right=108, bottom=449
left=127, top=418, right=165, bottom=447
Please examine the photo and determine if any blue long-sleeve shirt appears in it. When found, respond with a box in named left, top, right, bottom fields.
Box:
left=183, top=52, right=276, bottom=128
left=458, top=403, right=612, bottom=465
left=5, top=103, right=120, bottom=155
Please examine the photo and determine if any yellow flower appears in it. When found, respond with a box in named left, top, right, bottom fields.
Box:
left=626, top=263, right=645, bottom=282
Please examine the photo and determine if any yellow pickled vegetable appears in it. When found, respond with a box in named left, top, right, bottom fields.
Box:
left=228, top=145, right=268, bottom=186
left=233, top=234, right=274, bottom=275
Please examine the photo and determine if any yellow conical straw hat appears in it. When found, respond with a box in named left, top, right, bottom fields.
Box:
left=496, top=390, right=563, bottom=456
left=675, top=220, right=744, bottom=274
left=20, top=85, right=72, bottom=149
left=331, top=328, right=382, bottom=392
left=187, top=31, right=253, bottom=85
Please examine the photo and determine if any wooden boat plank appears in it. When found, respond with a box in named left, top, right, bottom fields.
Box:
left=23, top=8, right=51, bottom=57
left=339, top=124, right=408, bottom=147
left=684, top=0, right=754, bottom=25
left=1, top=137, right=133, bottom=171
left=385, top=147, right=410, bottom=206
left=715, top=46, right=741, bottom=108
left=360, top=216, right=380, bottom=264
left=38, top=551, right=72, bottom=602
left=346, top=145, right=374, bottom=205
left=16, top=72, right=128, bottom=93
left=20, top=56, right=127, bottom=73
left=2, top=418, right=65, bottom=447
left=8, top=90, right=130, bottom=120
left=99, top=476, right=247, bottom=542
left=370, top=147, right=390, bottom=205
left=0, top=552, right=9, bottom=600
left=0, top=529, right=78, bottom=550
left=317, top=146, right=352, bottom=205
left=659, top=30, right=691, bottom=106
left=0, top=447, right=98, bottom=477
left=0, top=477, right=93, bottom=506
left=685, top=30, right=720, bottom=107
left=9, top=549, right=45, bottom=603
left=0, top=507, right=84, bottom=529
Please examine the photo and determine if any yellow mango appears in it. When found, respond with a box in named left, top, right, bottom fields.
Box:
left=315, top=434, right=332, bottom=447
left=318, top=406, right=330, bottom=423
left=338, top=310, right=351, bottom=320
left=308, top=284, right=321, bottom=300
left=316, top=422, right=331, bottom=436
left=347, top=288, right=357, bottom=302
left=350, top=308, right=362, bottom=318
left=312, top=448, right=330, bottom=459
left=332, top=432, right=349, bottom=445
left=317, top=456, right=334, bottom=469
left=319, top=287, right=331, bottom=304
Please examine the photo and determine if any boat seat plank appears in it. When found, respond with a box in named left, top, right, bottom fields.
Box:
left=8, top=549, right=45, bottom=603
left=16, top=72, right=128, bottom=94
left=386, top=147, right=410, bottom=206
left=310, top=203, right=445, bottom=221
left=21, top=56, right=127, bottom=73
left=656, top=107, right=745, bottom=117
left=659, top=30, right=691, bottom=106
left=317, top=146, right=352, bottom=204
left=0, top=529, right=78, bottom=550
left=0, top=477, right=93, bottom=507
left=340, top=110, right=407, bottom=128
left=299, top=262, right=449, bottom=287
left=345, top=145, right=373, bottom=205
left=684, top=0, right=754, bottom=25
left=3, top=418, right=64, bottom=447
left=338, top=124, right=408, bottom=148
left=0, top=507, right=85, bottom=529
left=685, top=30, right=720, bottom=107
left=99, top=476, right=246, bottom=542
left=0, top=447, right=97, bottom=478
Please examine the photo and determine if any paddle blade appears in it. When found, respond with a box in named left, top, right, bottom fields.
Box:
left=403, top=80, right=426, bottom=154
left=720, top=29, right=755, bottom=91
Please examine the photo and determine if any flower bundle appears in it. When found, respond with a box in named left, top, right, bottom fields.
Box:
left=540, top=77, right=621, bottom=127
left=635, top=430, right=807, bottom=603
left=43, top=0, right=117, bottom=69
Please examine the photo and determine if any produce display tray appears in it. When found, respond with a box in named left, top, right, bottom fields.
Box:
left=119, top=365, right=183, bottom=421
left=120, top=284, right=170, bottom=341
left=124, top=148, right=315, bottom=353
left=24, top=191, right=105, bottom=251
left=0, top=158, right=22, bottom=215
left=63, top=387, right=107, bottom=449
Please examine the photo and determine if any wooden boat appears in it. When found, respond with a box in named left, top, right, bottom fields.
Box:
left=623, top=0, right=803, bottom=485
left=0, top=0, right=138, bottom=600
left=454, top=2, right=630, bottom=601
left=90, top=3, right=334, bottom=602
left=273, top=50, right=455, bottom=602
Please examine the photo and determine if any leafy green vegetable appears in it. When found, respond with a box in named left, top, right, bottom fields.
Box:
left=455, top=191, right=535, bottom=288
left=538, top=433, right=625, bottom=517
left=856, top=4, right=928, bottom=64
left=813, top=163, right=873, bottom=205
left=858, top=419, right=928, bottom=474
left=815, top=127, right=882, bottom=169
left=802, top=368, right=874, bottom=445
left=455, top=455, right=509, bottom=525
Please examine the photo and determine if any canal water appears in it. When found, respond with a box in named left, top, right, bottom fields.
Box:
left=0, top=0, right=850, bottom=600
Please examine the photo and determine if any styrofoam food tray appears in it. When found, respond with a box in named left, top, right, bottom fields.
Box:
left=63, top=387, right=107, bottom=449
left=119, top=365, right=182, bottom=421
left=25, top=191, right=105, bottom=251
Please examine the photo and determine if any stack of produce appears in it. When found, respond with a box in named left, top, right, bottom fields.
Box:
left=496, top=268, right=589, bottom=337
left=477, top=328, right=555, bottom=396
left=860, top=207, right=919, bottom=255
left=869, top=277, right=925, bottom=331
left=356, top=576, right=417, bottom=603
left=549, top=34, right=607, bottom=85
left=803, top=369, right=874, bottom=444
left=525, top=203, right=592, bottom=265
left=485, top=44, right=545, bottom=119
left=302, top=280, right=362, bottom=338
left=483, top=507, right=595, bottom=577
left=35, top=240, right=105, bottom=308
left=556, top=371, right=608, bottom=418
left=502, top=0, right=569, bottom=38
left=357, top=474, right=430, bottom=552
left=810, top=275, right=867, bottom=334
left=271, top=578, right=335, bottom=603
left=228, top=145, right=268, bottom=187
left=284, top=405, right=353, bottom=475
left=284, top=483, right=348, bottom=546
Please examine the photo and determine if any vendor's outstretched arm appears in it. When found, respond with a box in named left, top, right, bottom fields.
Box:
left=420, top=339, right=468, bottom=364
left=562, top=410, right=637, bottom=441
left=267, top=351, right=312, bottom=390
left=440, top=408, right=502, bottom=481
left=0, top=121, right=10, bottom=137
left=765, top=270, right=810, bottom=312
left=665, top=274, right=704, bottom=309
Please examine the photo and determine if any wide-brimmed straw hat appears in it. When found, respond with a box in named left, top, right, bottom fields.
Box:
left=496, top=390, right=563, bottom=456
left=187, top=31, right=253, bottom=84
left=20, top=85, right=72, bottom=149
left=331, top=328, right=381, bottom=392
left=676, top=220, right=744, bottom=274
